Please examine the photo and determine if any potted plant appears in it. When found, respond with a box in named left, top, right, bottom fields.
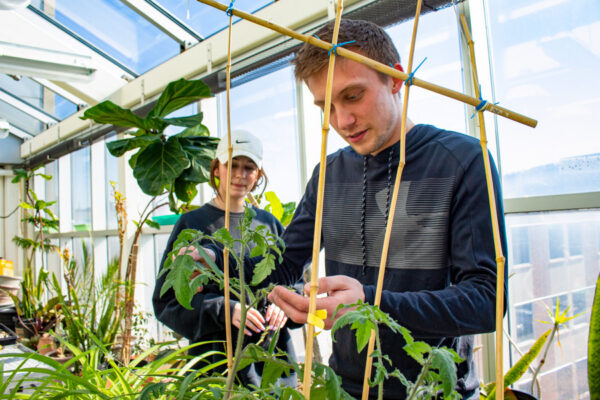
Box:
left=80, top=78, right=219, bottom=363
left=480, top=299, right=581, bottom=400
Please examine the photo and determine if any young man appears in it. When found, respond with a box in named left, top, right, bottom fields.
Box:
left=212, top=19, right=507, bottom=399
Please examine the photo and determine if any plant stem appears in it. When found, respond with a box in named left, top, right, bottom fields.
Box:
left=406, top=354, right=432, bottom=400
left=374, top=325, right=383, bottom=400
left=224, top=252, right=247, bottom=400
left=530, top=322, right=558, bottom=396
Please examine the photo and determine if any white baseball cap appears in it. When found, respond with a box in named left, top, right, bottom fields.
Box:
left=216, top=129, right=263, bottom=169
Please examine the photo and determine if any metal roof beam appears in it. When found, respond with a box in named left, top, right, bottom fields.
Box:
left=121, top=0, right=202, bottom=48
left=31, top=78, right=89, bottom=108
left=8, top=124, right=34, bottom=140
left=0, top=88, right=59, bottom=125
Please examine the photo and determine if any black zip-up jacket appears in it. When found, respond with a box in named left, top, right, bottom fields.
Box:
left=212, top=124, right=508, bottom=399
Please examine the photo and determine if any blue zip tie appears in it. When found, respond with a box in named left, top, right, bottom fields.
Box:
left=470, top=85, right=498, bottom=119
left=314, top=34, right=320, bottom=40
left=405, top=57, right=427, bottom=87
left=328, top=40, right=356, bottom=56
left=226, top=0, right=236, bottom=16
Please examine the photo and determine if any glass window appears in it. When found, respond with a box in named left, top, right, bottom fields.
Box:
left=514, top=302, right=533, bottom=342
left=386, top=6, right=466, bottom=136
left=71, top=147, right=92, bottom=229
left=487, top=0, right=600, bottom=198
left=105, top=136, right=119, bottom=230
left=567, top=223, right=583, bottom=256
left=156, top=0, right=273, bottom=38
left=54, top=93, right=78, bottom=120
left=511, top=226, right=530, bottom=265
left=548, top=224, right=564, bottom=260
left=34, top=0, right=180, bottom=74
left=107, top=235, right=121, bottom=265
left=44, top=160, right=59, bottom=225
left=506, top=210, right=599, bottom=400
left=218, top=65, right=301, bottom=203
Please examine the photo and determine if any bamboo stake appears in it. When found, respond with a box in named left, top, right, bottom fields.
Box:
left=195, top=0, right=537, bottom=128
left=458, top=14, right=506, bottom=400
left=223, top=5, right=235, bottom=372
left=302, top=2, right=344, bottom=397
left=360, top=1, right=423, bottom=398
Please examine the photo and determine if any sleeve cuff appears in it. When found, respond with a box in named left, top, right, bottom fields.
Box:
left=363, top=284, right=375, bottom=305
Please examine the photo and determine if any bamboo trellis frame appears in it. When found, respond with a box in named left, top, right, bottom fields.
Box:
left=301, top=1, right=344, bottom=396
left=197, top=0, right=537, bottom=129
left=203, top=0, right=536, bottom=398
left=222, top=2, right=235, bottom=372
left=458, top=13, right=507, bottom=400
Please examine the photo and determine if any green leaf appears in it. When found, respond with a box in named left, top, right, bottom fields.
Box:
left=158, top=113, right=204, bottom=128
left=81, top=100, right=149, bottom=130
left=106, top=136, right=159, bottom=157
left=430, top=347, right=460, bottom=398
left=174, top=177, right=198, bottom=203
left=162, top=255, right=196, bottom=309
left=145, top=219, right=160, bottom=230
left=352, top=319, right=374, bottom=353
left=19, top=201, right=34, bottom=210
left=213, top=227, right=234, bottom=250
left=251, top=253, right=276, bottom=286
left=178, top=123, right=210, bottom=137
left=265, top=191, right=284, bottom=221
left=178, top=136, right=219, bottom=182
left=260, top=360, right=288, bottom=390
left=148, top=79, right=212, bottom=119
left=589, top=272, right=600, bottom=399
left=132, top=137, right=190, bottom=196
left=11, top=168, right=28, bottom=183
left=403, top=341, right=431, bottom=365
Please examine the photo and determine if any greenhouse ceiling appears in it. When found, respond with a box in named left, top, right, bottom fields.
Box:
left=0, top=0, right=456, bottom=168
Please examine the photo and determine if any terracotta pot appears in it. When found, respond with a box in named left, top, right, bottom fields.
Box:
left=37, top=334, right=56, bottom=355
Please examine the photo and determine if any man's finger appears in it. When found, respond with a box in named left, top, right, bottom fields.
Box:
left=269, top=286, right=310, bottom=324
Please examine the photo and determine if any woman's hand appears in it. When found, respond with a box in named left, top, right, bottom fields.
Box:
left=233, top=302, right=266, bottom=336
left=265, top=303, right=288, bottom=330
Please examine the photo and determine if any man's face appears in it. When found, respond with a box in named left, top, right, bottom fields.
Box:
left=306, top=56, right=403, bottom=156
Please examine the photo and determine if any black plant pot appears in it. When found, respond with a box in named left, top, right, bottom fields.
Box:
left=13, top=316, right=37, bottom=339
left=509, top=389, right=538, bottom=400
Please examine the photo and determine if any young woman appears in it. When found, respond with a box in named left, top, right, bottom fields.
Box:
left=153, top=129, right=299, bottom=387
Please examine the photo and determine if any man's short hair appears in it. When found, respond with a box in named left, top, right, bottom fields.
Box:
left=292, top=19, right=400, bottom=83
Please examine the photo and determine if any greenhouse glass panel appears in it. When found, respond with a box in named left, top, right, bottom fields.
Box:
left=219, top=65, right=301, bottom=204
left=386, top=6, right=466, bottom=137
left=31, top=0, right=180, bottom=73
left=156, top=0, right=273, bottom=38
left=506, top=209, right=600, bottom=400
left=70, top=147, right=92, bottom=229
left=488, top=0, right=600, bottom=197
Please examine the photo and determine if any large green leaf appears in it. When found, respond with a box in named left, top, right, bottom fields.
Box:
left=588, top=272, right=600, bottom=399
left=178, top=123, right=210, bottom=137
left=179, top=136, right=218, bottom=183
left=148, top=79, right=212, bottom=119
left=155, top=113, right=204, bottom=128
left=174, top=176, right=198, bottom=203
left=106, top=136, right=159, bottom=157
left=132, top=137, right=190, bottom=196
left=81, top=100, right=149, bottom=130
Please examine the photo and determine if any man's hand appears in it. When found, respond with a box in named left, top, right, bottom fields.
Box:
left=233, top=302, right=266, bottom=336
left=268, top=275, right=365, bottom=330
